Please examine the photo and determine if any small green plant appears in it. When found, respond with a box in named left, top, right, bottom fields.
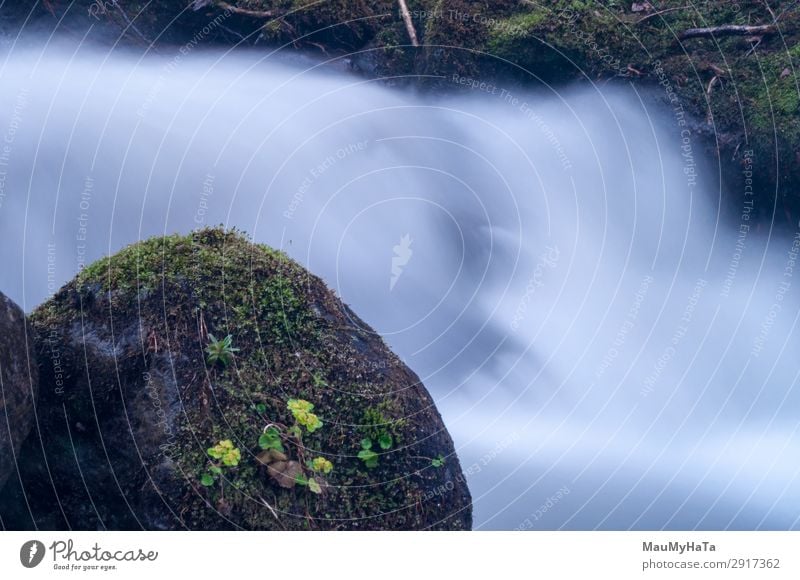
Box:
left=205, top=334, right=239, bottom=367
left=201, top=440, right=241, bottom=487
left=259, top=398, right=330, bottom=494
left=258, top=427, right=285, bottom=453
left=357, top=438, right=379, bottom=469
left=208, top=439, right=241, bottom=466
left=287, top=398, right=323, bottom=433
left=292, top=456, right=333, bottom=495
left=356, top=407, right=397, bottom=470
left=254, top=402, right=267, bottom=414
left=200, top=466, right=222, bottom=487
left=295, top=473, right=323, bottom=494
left=378, top=433, right=393, bottom=450
left=360, top=405, right=403, bottom=450
left=431, top=454, right=445, bottom=468
left=310, top=456, right=334, bottom=475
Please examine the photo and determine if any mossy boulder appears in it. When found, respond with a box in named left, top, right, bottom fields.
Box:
left=0, top=292, right=38, bottom=494
left=0, top=229, right=471, bottom=530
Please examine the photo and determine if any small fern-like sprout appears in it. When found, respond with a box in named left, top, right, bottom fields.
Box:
left=206, top=334, right=239, bottom=367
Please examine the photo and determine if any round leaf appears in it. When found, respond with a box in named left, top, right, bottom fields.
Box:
left=378, top=433, right=393, bottom=450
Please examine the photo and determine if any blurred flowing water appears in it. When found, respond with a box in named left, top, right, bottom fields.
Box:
left=2, top=40, right=799, bottom=530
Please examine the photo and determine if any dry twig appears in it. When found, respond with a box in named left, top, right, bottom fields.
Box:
left=680, top=24, right=776, bottom=40
left=397, top=0, right=419, bottom=46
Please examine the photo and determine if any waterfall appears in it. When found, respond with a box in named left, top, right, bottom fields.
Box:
left=2, top=39, right=798, bottom=529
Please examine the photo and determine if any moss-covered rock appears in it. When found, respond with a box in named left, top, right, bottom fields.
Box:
left=0, top=229, right=471, bottom=530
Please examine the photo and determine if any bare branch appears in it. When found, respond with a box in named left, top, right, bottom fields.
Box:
left=397, top=0, right=419, bottom=46
left=706, top=75, right=719, bottom=96
left=213, top=1, right=276, bottom=18
left=680, top=24, right=776, bottom=40
left=110, top=0, right=150, bottom=44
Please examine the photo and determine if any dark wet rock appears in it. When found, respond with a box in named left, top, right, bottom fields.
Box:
left=0, top=292, right=38, bottom=496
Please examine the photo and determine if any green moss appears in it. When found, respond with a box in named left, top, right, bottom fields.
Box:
left=360, top=402, right=407, bottom=444
left=501, top=10, right=548, bottom=30
left=750, top=45, right=800, bottom=124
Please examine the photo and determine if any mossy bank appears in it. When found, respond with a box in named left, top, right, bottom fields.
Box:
left=0, top=229, right=471, bottom=530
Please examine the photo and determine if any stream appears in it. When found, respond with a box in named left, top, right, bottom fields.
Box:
left=1, top=39, right=799, bottom=529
